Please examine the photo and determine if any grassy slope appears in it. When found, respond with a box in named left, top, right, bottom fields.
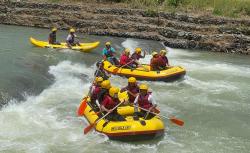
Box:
left=47, top=0, right=249, bottom=18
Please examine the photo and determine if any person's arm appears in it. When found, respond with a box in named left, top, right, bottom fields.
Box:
left=111, top=47, right=116, bottom=56
left=148, top=94, right=157, bottom=111
left=102, top=48, right=107, bottom=60
left=133, top=95, right=139, bottom=112
left=101, top=105, right=111, bottom=113
left=142, top=51, right=146, bottom=58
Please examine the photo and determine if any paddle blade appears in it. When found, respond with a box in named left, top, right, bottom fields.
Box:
left=170, top=117, right=184, bottom=126
left=77, top=98, right=87, bottom=116
left=84, top=123, right=95, bottom=134
left=113, top=67, right=119, bottom=73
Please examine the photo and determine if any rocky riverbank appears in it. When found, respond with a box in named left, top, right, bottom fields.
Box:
left=0, top=0, right=249, bottom=54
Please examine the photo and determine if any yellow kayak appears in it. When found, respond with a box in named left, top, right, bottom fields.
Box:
left=78, top=92, right=165, bottom=141
left=29, top=37, right=100, bottom=52
left=103, top=61, right=186, bottom=82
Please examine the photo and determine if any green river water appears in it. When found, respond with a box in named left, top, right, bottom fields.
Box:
left=0, top=24, right=250, bottom=153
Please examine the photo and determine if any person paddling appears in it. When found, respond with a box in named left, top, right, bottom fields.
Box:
left=94, top=61, right=110, bottom=80
left=120, top=77, right=139, bottom=104
left=133, top=83, right=157, bottom=119
left=48, top=27, right=60, bottom=45
left=90, top=77, right=103, bottom=111
left=66, top=28, right=81, bottom=48
left=102, top=42, right=119, bottom=65
left=131, top=47, right=146, bottom=67
left=150, top=51, right=161, bottom=71
left=119, top=48, right=135, bottom=68
left=158, top=49, right=170, bottom=69
left=100, top=87, right=125, bottom=121
left=97, top=80, right=112, bottom=105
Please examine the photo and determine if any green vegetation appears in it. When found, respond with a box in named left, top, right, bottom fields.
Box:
left=48, top=0, right=250, bottom=18
left=125, top=0, right=250, bottom=18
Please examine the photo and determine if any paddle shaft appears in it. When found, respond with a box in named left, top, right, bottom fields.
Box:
left=135, top=105, right=184, bottom=126
left=114, top=59, right=135, bottom=72
left=84, top=101, right=124, bottom=134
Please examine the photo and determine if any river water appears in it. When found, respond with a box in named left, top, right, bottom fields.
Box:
left=0, top=24, right=250, bottom=153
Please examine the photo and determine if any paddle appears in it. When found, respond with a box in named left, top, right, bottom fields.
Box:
left=113, top=60, right=135, bottom=73
left=135, top=105, right=184, bottom=126
left=84, top=100, right=124, bottom=134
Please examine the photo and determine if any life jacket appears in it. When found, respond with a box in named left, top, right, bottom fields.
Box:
left=91, top=85, right=101, bottom=101
left=105, top=48, right=113, bottom=57
left=68, top=34, right=75, bottom=44
left=131, top=53, right=142, bottom=60
left=95, top=68, right=109, bottom=80
left=102, top=95, right=119, bottom=110
left=150, top=57, right=160, bottom=71
left=49, top=32, right=56, bottom=44
left=126, top=85, right=139, bottom=103
left=158, top=56, right=168, bottom=67
left=119, top=54, right=130, bottom=65
left=97, top=88, right=109, bottom=104
left=138, top=92, right=152, bottom=109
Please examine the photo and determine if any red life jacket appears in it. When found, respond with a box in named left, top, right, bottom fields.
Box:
left=131, top=53, right=142, bottom=60
left=126, top=85, right=139, bottom=103
left=119, top=54, right=130, bottom=65
left=150, top=57, right=160, bottom=70
left=158, top=56, right=168, bottom=67
left=91, top=85, right=101, bottom=101
left=138, top=93, right=152, bottom=109
left=102, top=95, right=119, bottom=110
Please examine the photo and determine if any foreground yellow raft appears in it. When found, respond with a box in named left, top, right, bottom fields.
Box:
left=30, top=37, right=100, bottom=52
left=103, top=61, right=186, bottom=82
left=78, top=92, right=165, bottom=141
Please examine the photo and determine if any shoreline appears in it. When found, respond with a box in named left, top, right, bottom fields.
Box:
left=0, top=0, right=249, bottom=54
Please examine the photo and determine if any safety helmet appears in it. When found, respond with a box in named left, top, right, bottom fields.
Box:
left=109, top=87, right=120, bottom=98
left=69, top=28, right=75, bottom=33
left=101, top=80, right=111, bottom=89
left=51, top=27, right=57, bottom=32
left=160, top=49, right=167, bottom=55
left=135, top=48, right=142, bottom=53
left=139, top=84, right=148, bottom=91
left=95, top=77, right=103, bottom=82
left=105, top=42, right=111, bottom=46
left=124, top=48, right=130, bottom=54
left=128, top=77, right=136, bottom=83
left=152, top=51, right=158, bottom=57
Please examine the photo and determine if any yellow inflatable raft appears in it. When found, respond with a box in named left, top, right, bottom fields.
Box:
left=30, top=37, right=100, bottom=52
left=78, top=92, right=165, bottom=141
left=103, top=61, right=186, bottom=82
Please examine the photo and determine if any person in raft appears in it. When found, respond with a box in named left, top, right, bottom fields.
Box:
left=133, top=83, right=157, bottom=120
left=95, top=61, right=110, bottom=80
left=130, top=47, right=146, bottom=67
left=102, top=42, right=119, bottom=65
left=66, top=28, right=81, bottom=48
left=150, top=51, right=162, bottom=71
left=90, top=76, right=103, bottom=111
left=97, top=80, right=112, bottom=105
left=158, top=49, right=170, bottom=69
left=119, top=48, right=135, bottom=68
left=120, top=77, right=140, bottom=104
left=48, top=27, right=60, bottom=45
left=100, top=87, right=126, bottom=121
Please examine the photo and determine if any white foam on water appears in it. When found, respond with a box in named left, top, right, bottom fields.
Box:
left=121, top=38, right=140, bottom=53
left=0, top=61, right=95, bottom=152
